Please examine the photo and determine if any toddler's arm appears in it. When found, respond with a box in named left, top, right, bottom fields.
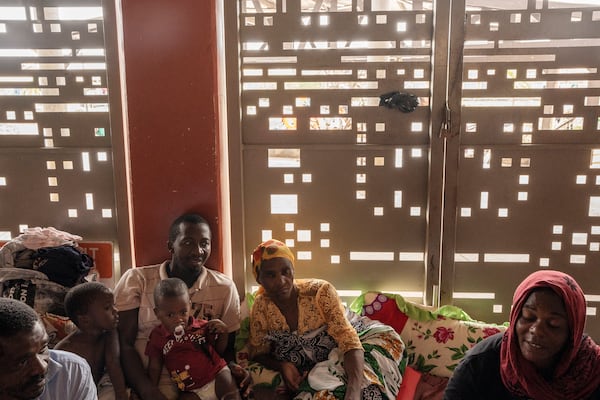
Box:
left=147, top=354, right=164, bottom=387
left=105, top=328, right=130, bottom=400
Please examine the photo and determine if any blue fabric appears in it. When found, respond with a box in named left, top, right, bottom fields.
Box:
left=38, top=350, right=97, bottom=400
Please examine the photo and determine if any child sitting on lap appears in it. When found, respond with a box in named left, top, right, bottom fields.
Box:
left=146, top=277, right=242, bottom=400
left=55, top=281, right=129, bottom=400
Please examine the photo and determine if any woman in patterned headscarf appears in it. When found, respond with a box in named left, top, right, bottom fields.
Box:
left=444, top=270, right=600, bottom=399
left=247, top=239, right=405, bottom=400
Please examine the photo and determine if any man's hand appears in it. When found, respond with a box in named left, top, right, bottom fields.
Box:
left=206, top=319, right=228, bottom=338
left=228, top=362, right=253, bottom=398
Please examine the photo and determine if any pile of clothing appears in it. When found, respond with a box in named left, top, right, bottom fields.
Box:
left=0, top=227, right=94, bottom=316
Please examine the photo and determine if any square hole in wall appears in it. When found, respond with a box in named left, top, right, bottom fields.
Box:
left=411, top=122, right=423, bottom=132
left=261, top=230, right=272, bottom=241
left=530, top=13, right=541, bottom=23
left=297, top=230, right=311, bottom=241
left=518, top=192, right=528, bottom=201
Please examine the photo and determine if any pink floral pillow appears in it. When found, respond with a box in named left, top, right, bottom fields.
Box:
left=354, top=292, right=507, bottom=378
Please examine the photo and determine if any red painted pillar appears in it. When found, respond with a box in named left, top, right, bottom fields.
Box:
left=120, top=0, right=223, bottom=270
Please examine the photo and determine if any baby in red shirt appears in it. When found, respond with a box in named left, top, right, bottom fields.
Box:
left=145, top=278, right=241, bottom=400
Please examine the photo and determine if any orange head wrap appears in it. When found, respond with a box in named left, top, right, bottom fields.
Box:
left=251, top=239, right=295, bottom=281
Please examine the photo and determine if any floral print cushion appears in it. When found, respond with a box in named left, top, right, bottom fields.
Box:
left=351, top=292, right=508, bottom=378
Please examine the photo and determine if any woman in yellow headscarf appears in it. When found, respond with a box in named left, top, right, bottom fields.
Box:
left=248, top=239, right=404, bottom=400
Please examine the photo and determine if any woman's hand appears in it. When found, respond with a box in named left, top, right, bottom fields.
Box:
left=280, top=362, right=307, bottom=392
left=178, top=392, right=201, bottom=400
left=344, top=384, right=361, bottom=400
left=342, top=349, right=364, bottom=400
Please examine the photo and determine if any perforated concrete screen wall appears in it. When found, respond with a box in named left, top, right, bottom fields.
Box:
left=0, top=1, right=124, bottom=284
left=225, top=0, right=600, bottom=338
left=455, top=1, right=600, bottom=331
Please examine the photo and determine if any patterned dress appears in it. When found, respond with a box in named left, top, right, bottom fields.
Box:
left=249, top=279, right=405, bottom=400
